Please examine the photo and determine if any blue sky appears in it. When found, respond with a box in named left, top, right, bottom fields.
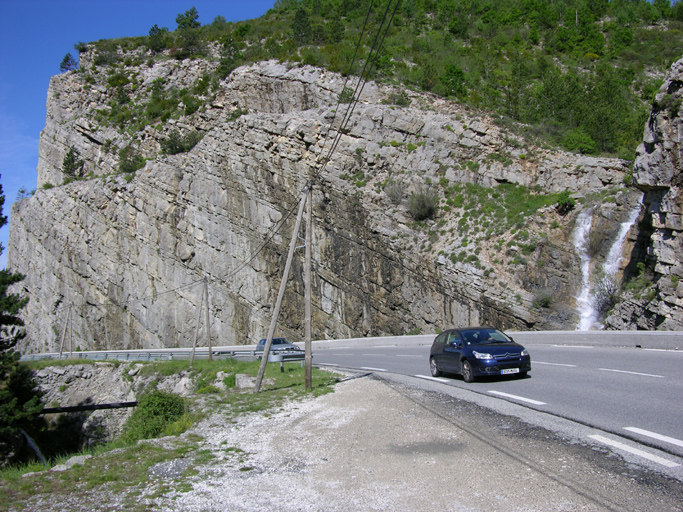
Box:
left=0, top=0, right=278, bottom=269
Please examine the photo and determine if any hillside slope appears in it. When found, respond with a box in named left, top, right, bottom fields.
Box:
left=9, top=38, right=663, bottom=353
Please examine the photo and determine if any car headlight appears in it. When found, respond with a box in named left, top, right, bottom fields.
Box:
left=521, top=349, right=528, bottom=356
left=473, top=351, right=494, bottom=360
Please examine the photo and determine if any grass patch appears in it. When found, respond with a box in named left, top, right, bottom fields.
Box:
left=1, top=358, right=339, bottom=509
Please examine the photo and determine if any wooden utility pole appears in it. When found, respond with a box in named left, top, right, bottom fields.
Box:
left=59, top=305, right=71, bottom=360
left=254, top=188, right=310, bottom=393
left=190, top=281, right=205, bottom=369
left=304, top=188, right=313, bottom=391
left=69, top=307, right=73, bottom=359
left=205, top=278, right=212, bottom=361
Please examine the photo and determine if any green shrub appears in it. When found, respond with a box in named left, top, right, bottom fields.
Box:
left=381, top=90, right=411, bottom=106
left=118, top=145, right=145, bottom=173
left=338, top=87, right=354, bottom=103
left=120, top=390, right=185, bottom=445
left=555, top=191, right=575, bottom=215
left=228, top=108, right=248, bottom=122
left=408, top=186, right=439, bottom=221
left=161, top=129, right=203, bottom=155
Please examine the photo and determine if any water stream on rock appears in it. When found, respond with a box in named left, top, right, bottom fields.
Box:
left=573, top=209, right=596, bottom=330
left=573, top=202, right=642, bottom=330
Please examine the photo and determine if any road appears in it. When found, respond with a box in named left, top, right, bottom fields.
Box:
left=311, top=336, right=683, bottom=466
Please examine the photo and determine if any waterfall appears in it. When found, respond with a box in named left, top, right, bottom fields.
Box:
left=573, top=209, right=596, bottom=331
left=572, top=201, right=642, bottom=330
left=603, top=206, right=641, bottom=278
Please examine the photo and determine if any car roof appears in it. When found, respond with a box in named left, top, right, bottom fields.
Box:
left=445, top=326, right=498, bottom=332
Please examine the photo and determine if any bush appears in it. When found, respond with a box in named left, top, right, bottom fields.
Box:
left=385, top=180, right=404, bottom=204
left=118, top=145, right=145, bottom=173
left=338, top=87, right=354, bottom=104
left=555, top=190, right=575, bottom=215
left=408, top=186, right=439, bottom=221
left=381, top=90, right=411, bottom=107
left=592, top=275, right=620, bottom=313
left=120, top=390, right=184, bottom=445
left=563, top=128, right=597, bottom=155
left=533, top=289, right=553, bottom=309
left=161, top=129, right=203, bottom=155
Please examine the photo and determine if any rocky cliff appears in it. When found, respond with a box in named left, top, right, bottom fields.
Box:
left=9, top=46, right=665, bottom=353
left=605, top=58, right=683, bottom=330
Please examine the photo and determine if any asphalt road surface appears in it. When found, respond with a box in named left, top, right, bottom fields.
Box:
left=312, top=337, right=683, bottom=468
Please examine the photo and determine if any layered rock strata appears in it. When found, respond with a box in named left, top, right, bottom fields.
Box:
left=606, top=58, right=683, bottom=329
left=9, top=55, right=651, bottom=352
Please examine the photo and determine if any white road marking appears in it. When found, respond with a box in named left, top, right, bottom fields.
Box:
left=552, top=345, right=593, bottom=348
left=624, top=427, right=683, bottom=448
left=360, top=367, right=387, bottom=372
left=396, top=354, right=422, bottom=358
left=534, top=361, right=578, bottom=367
left=589, top=435, right=681, bottom=468
left=316, top=363, right=339, bottom=367
left=598, top=368, right=664, bottom=378
left=488, top=391, right=546, bottom=405
left=415, top=374, right=450, bottom=383
left=362, top=354, right=386, bottom=356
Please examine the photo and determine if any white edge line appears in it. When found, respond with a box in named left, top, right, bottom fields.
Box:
left=552, top=345, right=594, bottom=348
left=598, top=368, right=664, bottom=378
left=415, top=374, right=450, bottom=383
left=489, top=390, right=546, bottom=405
left=317, top=363, right=339, bottom=367
left=624, top=427, right=683, bottom=448
left=360, top=367, right=387, bottom=372
left=534, top=361, right=578, bottom=367
left=589, top=435, right=681, bottom=468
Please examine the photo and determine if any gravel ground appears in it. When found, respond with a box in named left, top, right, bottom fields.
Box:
left=149, top=375, right=681, bottom=512
left=14, top=373, right=683, bottom=512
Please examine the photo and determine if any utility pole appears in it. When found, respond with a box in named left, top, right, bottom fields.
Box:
left=304, top=188, right=313, bottom=390
left=69, top=307, right=73, bottom=359
left=205, top=277, right=212, bottom=361
left=254, top=187, right=310, bottom=393
left=190, top=281, right=205, bottom=369
left=59, top=305, right=71, bottom=360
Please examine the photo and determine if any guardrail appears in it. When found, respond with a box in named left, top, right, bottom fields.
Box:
left=21, top=348, right=307, bottom=367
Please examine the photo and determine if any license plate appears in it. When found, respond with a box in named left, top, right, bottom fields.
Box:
left=501, top=368, right=519, bottom=375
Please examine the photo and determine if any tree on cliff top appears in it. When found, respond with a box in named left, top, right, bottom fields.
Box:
left=176, top=7, right=200, bottom=30
left=0, top=179, right=42, bottom=466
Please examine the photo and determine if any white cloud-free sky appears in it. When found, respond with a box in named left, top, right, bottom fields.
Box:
left=0, top=0, right=277, bottom=269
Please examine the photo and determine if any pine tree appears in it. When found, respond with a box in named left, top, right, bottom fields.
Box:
left=59, top=53, right=78, bottom=72
left=0, top=179, right=42, bottom=467
left=62, top=146, right=84, bottom=177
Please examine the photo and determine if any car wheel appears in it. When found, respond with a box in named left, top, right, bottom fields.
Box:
left=429, top=357, right=441, bottom=377
left=461, top=360, right=474, bottom=383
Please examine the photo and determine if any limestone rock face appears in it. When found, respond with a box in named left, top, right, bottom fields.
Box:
left=606, top=57, right=683, bottom=330
left=8, top=56, right=655, bottom=352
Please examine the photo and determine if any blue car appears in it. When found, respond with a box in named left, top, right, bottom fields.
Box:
left=429, top=327, right=531, bottom=383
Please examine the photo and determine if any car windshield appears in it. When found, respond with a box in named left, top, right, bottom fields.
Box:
left=461, top=328, right=511, bottom=344
left=258, top=338, right=289, bottom=346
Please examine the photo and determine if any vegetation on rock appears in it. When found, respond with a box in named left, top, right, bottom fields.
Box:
left=74, top=0, right=683, bottom=159
left=0, top=181, right=41, bottom=468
